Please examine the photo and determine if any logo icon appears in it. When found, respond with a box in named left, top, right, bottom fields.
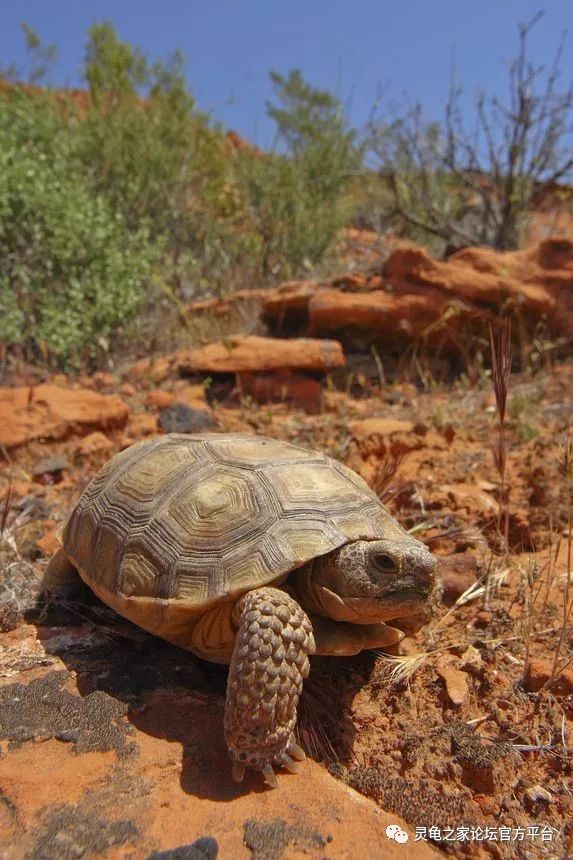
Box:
left=386, top=824, right=409, bottom=844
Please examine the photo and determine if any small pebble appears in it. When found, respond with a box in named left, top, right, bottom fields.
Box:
left=158, top=403, right=216, bottom=434
left=526, top=785, right=553, bottom=804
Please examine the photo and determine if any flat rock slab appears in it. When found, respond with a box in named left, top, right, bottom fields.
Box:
left=262, top=238, right=573, bottom=343
left=0, top=384, right=129, bottom=449
left=262, top=280, right=319, bottom=318
left=308, top=289, right=445, bottom=339
left=178, top=335, right=345, bottom=374
left=0, top=625, right=437, bottom=860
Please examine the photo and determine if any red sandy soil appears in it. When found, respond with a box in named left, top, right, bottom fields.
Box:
left=1, top=240, right=572, bottom=858
left=0, top=358, right=571, bottom=859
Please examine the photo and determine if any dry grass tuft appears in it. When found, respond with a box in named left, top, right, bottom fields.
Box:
left=430, top=567, right=508, bottom=636
left=373, top=449, right=410, bottom=504
left=490, top=319, right=512, bottom=424
left=489, top=319, right=512, bottom=566
left=0, top=499, right=42, bottom=631
left=375, top=651, right=432, bottom=685
left=538, top=431, right=573, bottom=691
left=0, top=481, right=13, bottom=542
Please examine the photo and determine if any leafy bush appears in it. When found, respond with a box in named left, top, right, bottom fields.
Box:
left=237, top=148, right=354, bottom=278
left=77, top=23, right=257, bottom=298
left=235, top=69, right=361, bottom=278
left=0, top=28, right=365, bottom=366
left=0, top=89, right=157, bottom=365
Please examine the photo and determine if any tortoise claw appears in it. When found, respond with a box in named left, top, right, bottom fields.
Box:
left=231, top=736, right=307, bottom=788
left=262, top=763, right=279, bottom=789
left=232, top=761, right=246, bottom=783
left=280, top=753, right=301, bottom=774
left=286, top=741, right=306, bottom=762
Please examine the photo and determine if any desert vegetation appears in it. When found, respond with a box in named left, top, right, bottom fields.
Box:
left=0, top=16, right=571, bottom=368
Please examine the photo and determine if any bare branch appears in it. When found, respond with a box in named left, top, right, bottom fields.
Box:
left=367, top=14, right=573, bottom=251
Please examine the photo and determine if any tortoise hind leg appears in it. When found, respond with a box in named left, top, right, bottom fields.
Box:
left=225, top=587, right=315, bottom=788
left=42, top=547, right=79, bottom=592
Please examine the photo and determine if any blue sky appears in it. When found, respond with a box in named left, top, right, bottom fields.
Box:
left=1, top=1, right=571, bottom=148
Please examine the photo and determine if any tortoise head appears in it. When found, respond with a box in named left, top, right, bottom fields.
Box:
left=296, top=537, right=437, bottom=625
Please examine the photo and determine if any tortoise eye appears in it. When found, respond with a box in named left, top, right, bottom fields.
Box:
left=372, top=553, right=399, bottom=574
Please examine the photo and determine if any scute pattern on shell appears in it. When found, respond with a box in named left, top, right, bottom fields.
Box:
left=63, top=433, right=406, bottom=608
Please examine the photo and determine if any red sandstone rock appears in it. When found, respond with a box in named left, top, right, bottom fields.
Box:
left=348, top=418, right=417, bottom=457
left=36, top=528, right=62, bottom=557
left=437, top=554, right=479, bottom=605
left=0, top=385, right=129, bottom=448
left=453, top=237, right=573, bottom=284
left=145, top=390, right=176, bottom=410
left=384, top=242, right=561, bottom=314
left=0, top=633, right=438, bottom=859
left=178, top=335, right=345, bottom=374
left=187, top=289, right=267, bottom=317
left=308, top=288, right=455, bottom=339
left=262, top=238, right=573, bottom=344
left=522, top=657, right=573, bottom=695
left=238, top=371, right=323, bottom=413
left=437, top=661, right=470, bottom=706
left=120, top=382, right=136, bottom=397
left=331, top=273, right=369, bottom=291
left=170, top=383, right=208, bottom=410
left=126, top=413, right=159, bottom=437
left=92, top=371, right=117, bottom=390
left=365, top=274, right=385, bottom=291
left=128, top=355, right=178, bottom=385
left=262, top=280, right=319, bottom=321
left=432, top=483, right=498, bottom=518
left=75, top=432, right=114, bottom=456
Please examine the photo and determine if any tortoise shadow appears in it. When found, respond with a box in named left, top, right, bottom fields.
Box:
left=28, top=580, right=241, bottom=800
left=28, top=580, right=371, bottom=801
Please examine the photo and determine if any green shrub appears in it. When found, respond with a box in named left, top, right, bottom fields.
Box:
left=237, top=148, right=354, bottom=278
left=78, top=23, right=255, bottom=297
left=234, top=69, right=361, bottom=278
left=0, top=89, right=157, bottom=365
left=0, top=28, right=367, bottom=367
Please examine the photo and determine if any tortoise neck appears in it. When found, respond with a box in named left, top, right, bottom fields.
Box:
left=290, top=558, right=331, bottom=618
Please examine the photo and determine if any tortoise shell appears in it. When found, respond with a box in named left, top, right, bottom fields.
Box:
left=63, top=433, right=408, bottom=659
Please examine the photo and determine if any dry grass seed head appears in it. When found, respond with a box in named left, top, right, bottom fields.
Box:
left=489, top=318, right=512, bottom=423
left=375, top=651, right=432, bottom=685
left=0, top=482, right=13, bottom=542
left=373, top=449, right=410, bottom=504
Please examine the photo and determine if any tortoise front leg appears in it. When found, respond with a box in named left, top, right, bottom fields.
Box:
left=225, top=587, right=315, bottom=788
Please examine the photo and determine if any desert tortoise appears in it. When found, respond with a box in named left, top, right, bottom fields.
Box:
left=47, top=433, right=436, bottom=787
